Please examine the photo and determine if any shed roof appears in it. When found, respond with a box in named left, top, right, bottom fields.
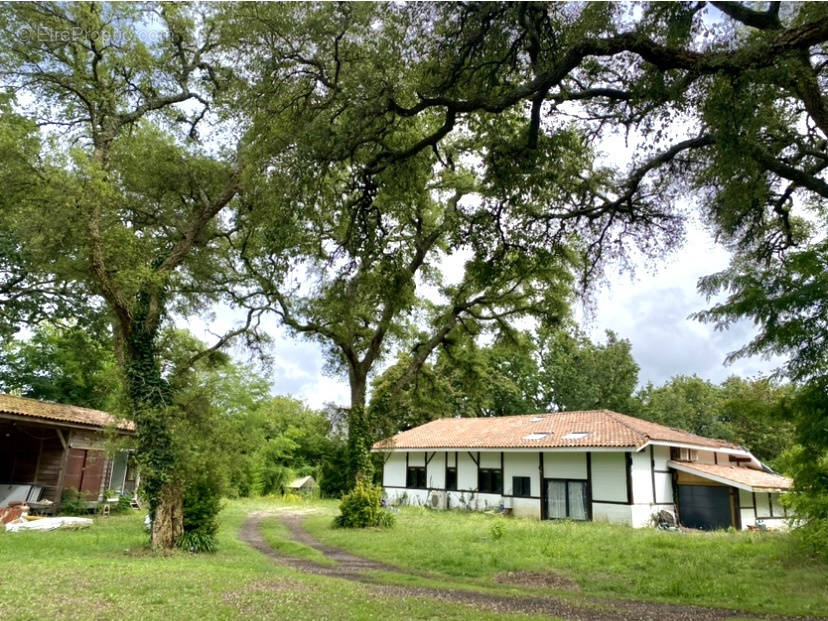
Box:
left=372, top=410, right=742, bottom=452
left=288, top=475, right=315, bottom=489
left=668, top=460, right=793, bottom=492
left=0, top=394, right=134, bottom=432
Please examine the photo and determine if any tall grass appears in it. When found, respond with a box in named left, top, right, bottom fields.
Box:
left=303, top=506, right=828, bottom=616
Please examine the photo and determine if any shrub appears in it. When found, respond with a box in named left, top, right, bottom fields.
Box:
left=176, top=529, right=217, bottom=554
left=176, top=476, right=222, bottom=553
left=333, top=479, right=395, bottom=529
left=489, top=519, right=506, bottom=540
left=794, top=518, right=828, bottom=559
left=58, top=487, right=88, bottom=515
left=104, top=492, right=133, bottom=515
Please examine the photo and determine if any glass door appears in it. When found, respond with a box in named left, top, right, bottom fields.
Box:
left=545, top=479, right=588, bottom=520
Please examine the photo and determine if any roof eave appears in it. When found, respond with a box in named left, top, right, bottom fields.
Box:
left=667, top=460, right=791, bottom=493
left=371, top=445, right=637, bottom=453
left=0, top=410, right=134, bottom=434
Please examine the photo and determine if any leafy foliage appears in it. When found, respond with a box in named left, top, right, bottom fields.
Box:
left=370, top=325, right=640, bottom=442
left=0, top=324, right=126, bottom=412
left=777, top=384, right=828, bottom=558
left=333, top=480, right=395, bottom=529
left=58, top=488, right=89, bottom=516
left=177, top=476, right=222, bottom=553
left=631, top=374, right=794, bottom=465
left=538, top=327, right=640, bottom=413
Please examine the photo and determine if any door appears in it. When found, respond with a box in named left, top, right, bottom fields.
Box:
left=545, top=479, right=588, bottom=520
left=63, top=448, right=106, bottom=500
left=678, top=485, right=732, bottom=530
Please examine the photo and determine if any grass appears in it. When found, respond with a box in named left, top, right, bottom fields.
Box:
left=0, top=498, right=541, bottom=620
left=302, top=505, right=828, bottom=617
left=2, top=498, right=825, bottom=619
left=258, top=515, right=334, bottom=566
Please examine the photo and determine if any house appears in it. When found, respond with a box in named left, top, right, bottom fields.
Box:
left=372, top=410, right=792, bottom=531
left=0, top=394, right=137, bottom=512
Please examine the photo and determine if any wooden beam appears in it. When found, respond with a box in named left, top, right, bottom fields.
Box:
left=586, top=452, right=593, bottom=521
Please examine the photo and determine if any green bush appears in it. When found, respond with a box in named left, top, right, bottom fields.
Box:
left=333, top=479, right=395, bottom=529
left=104, top=492, right=133, bottom=515
left=176, top=529, right=217, bottom=554
left=794, top=518, right=828, bottom=559
left=58, top=487, right=88, bottom=515
left=177, top=476, right=222, bottom=552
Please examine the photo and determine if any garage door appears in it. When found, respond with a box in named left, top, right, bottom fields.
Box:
left=678, top=485, right=732, bottom=530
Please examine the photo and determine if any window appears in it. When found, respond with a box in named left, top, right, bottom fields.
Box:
left=478, top=468, right=502, bottom=494
left=546, top=479, right=588, bottom=520
left=670, top=447, right=698, bottom=461
left=446, top=467, right=457, bottom=491
left=512, top=476, right=531, bottom=497
left=406, top=466, right=426, bottom=489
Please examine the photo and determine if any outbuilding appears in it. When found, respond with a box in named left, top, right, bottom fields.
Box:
left=287, top=475, right=316, bottom=494
left=0, top=394, right=136, bottom=512
left=372, top=410, right=792, bottom=530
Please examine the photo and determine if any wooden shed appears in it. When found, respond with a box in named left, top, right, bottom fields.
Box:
left=287, top=475, right=316, bottom=494
left=0, top=394, right=136, bottom=511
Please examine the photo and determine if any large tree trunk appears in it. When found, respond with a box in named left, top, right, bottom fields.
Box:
left=151, top=480, right=184, bottom=548
left=347, top=371, right=373, bottom=484
left=123, top=302, right=180, bottom=549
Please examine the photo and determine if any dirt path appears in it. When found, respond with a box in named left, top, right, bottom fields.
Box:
left=239, top=512, right=815, bottom=621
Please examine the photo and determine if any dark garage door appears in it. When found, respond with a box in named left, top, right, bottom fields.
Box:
left=678, top=485, right=732, bottom=530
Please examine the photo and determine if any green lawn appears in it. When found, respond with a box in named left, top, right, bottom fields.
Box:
left=302, top=505, right=828, bottom=617
left=2, top=499, right=826, bottom=619
left=0, top=499, right=539, bottom=621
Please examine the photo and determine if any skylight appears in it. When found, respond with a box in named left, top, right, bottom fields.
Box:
left=523, top=432, right=549, bottom=441
left=562, top=432, right=589, bottom=440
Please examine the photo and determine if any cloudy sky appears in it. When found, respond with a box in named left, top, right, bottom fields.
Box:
left=581, top=224, right=784, bottom=391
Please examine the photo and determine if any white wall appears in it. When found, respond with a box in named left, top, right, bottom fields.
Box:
left=504, top=452, right=539, bottom=497
left=592, top=502, right=632, bottom=524
left=457, top=451, right=477, bottom=491
left=383, top=453, right=406, bottom=488
left=630, top=450, right=653, bottom=504
left=590, top=452, right=626, bottom=503
left=511, top=497, right=541, bottom=519
left=652, top=446, right=674, bottom=504
left=427, top=452, right=446, bottom=489
left=543, top=452, right=587, bottom=479
left=479, top=452, right=501, bottom=469
left=738, top=488, right=788, bottom=530
left=630, top=503, right=660, bottom=528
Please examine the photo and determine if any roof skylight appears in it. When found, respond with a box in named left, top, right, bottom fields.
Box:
left=562, top=431, right=589, bottom=440
left=523, top=432, right=549, bottom=441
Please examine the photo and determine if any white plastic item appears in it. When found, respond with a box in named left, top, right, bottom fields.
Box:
left=5, top=516, right=93, bottom=532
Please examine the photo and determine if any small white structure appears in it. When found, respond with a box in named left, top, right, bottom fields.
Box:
left=372, top=410, right=792, bottom=530
left=287, top=475, right=316, bottom=494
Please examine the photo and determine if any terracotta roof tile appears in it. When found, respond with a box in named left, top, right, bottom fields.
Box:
left=372, top=410, right=741, bottom=451
left=669, top=461, right=792, bottom=491
left=0, top=394, right=134, bottom=431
